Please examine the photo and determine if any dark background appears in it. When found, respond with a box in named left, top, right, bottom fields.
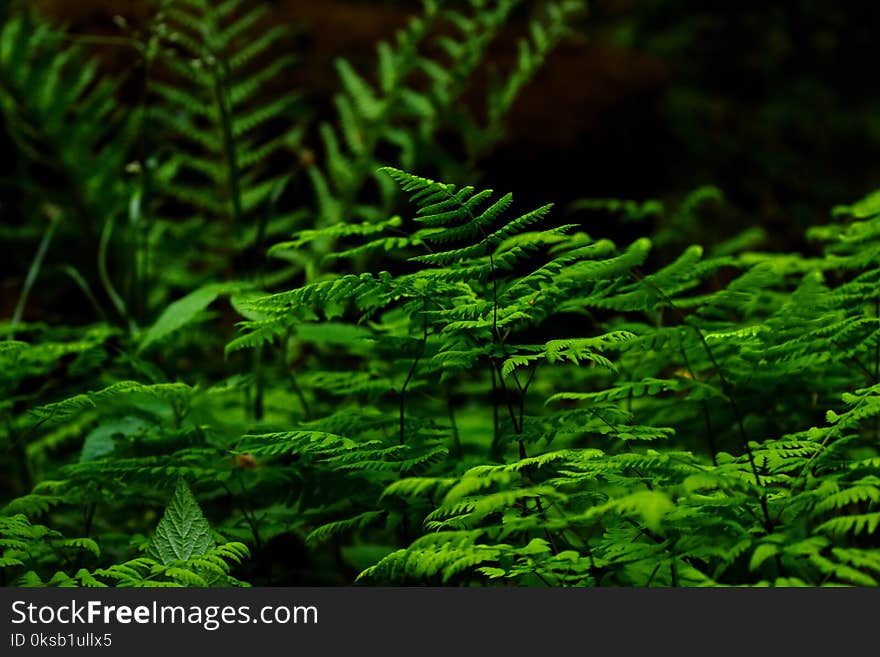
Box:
left=4, top=0, right=880, bottom=299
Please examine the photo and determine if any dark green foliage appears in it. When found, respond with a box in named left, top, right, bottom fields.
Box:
left=149, top=0, right=303, bottom=240
left=1, top=480, right=248, bottom=587
left=2, top=0, right=879, bottom=588
left=0, top=12, right=136, bottom=227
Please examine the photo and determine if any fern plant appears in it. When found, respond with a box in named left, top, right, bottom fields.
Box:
left=297, top=0, right=584, bottom=268
left=2, top=479, right=249, bottom=587
left=3, top=0, right=880, bottom=589
left=227, top=169, right=880, bottom=587
left=0, top=10, right=141, bottom=331
left=149, top=0, right=303, bottom=243
left=226, top=169, right=709, bottom=584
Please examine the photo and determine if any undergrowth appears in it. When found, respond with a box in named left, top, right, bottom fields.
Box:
left=1, top=0, right=879, bottom=587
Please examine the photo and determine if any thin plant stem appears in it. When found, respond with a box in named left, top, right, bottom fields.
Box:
left=399, top=297, right=429, bottom=445
left=98, top=214, right=136, bottom=334
left=10, top=210, right=59, bottom=338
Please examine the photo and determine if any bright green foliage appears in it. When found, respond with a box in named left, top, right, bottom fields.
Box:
left=9, top=160, right=880, bottom=586
left=3, top=0, right=880, bottom=589
left=220, top=167, right=880, bottom=587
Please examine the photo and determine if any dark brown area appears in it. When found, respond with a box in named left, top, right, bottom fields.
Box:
left=28, top=0, right=668, bottom=202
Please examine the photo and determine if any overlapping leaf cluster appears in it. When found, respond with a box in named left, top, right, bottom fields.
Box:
left=229, top=169, right=880, bottom=587
left=0, top=0, right=588, bottom=586
left=2, top=0, right=879, bottom=588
